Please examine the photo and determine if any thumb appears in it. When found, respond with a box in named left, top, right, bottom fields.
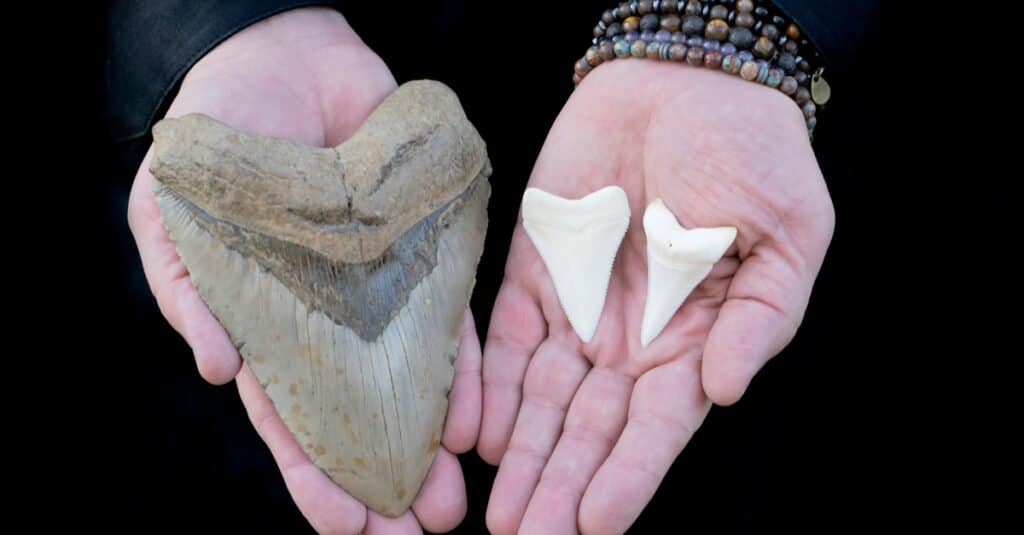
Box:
left=701, top=246, right=816, bottom=405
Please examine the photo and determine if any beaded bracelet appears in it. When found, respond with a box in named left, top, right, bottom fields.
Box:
left=573, top=0, right=830, bottom=138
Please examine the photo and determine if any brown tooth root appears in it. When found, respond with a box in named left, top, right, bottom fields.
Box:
left=150, top=80, right=490, bottom=517
left=151, top=79, right=489, bottom=265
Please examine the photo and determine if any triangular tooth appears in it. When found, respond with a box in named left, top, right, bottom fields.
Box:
left=521, top=186, right=630, bottom=343
left=149, top=80, right=490, bottom=518
left=640, top=199, right=736, bottom=348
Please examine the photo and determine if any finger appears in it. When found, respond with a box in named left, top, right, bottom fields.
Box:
left=128, top=152, right=240, bottom=384
left=702, top=245, right=813, bottom=405
left=518, top=368, right=633, bottom=535
left=579, top=357, right=710, bottom=535
left=411, top=448, right=467, bottom=533
left=364, top=510, right=423, bottom=535
left=478, top=279, right=546, bottom=464
left=485, top=340, right=589, bottom=535
left=442, top=310, right=482, bottom=454
left=236, top=365, right=367, bottom=535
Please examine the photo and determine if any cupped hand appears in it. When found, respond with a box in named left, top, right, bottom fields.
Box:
left=127, top=8, right=481, bottom=534
left=478, top=60, right=834, bottom=534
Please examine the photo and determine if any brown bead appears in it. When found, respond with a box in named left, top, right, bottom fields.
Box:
left=684, top=1, right=702, bottom=16
left=619, top=2, right=634, bottom=16
left=602, top=10, right=616, bottom=24
left=686, top=45, right=705, bottom=66
left=795, top=87, right=811, bottom=104
left=661, top=14, right=682, bottom=32
left=585, top=47, right=603, bottom=67
left=704, top=49, right=723, bottom=69
left=736, top=0, right=754, bottom=12
left=799, top=59, right=811, bottom=72
left=599, top=41, right=616, bottom=61
left=638, top=0, right=654, bottom=15
left=623, top=16, right=641, bottom=32
left=786, top=24, right=801, bottom=40
left=669, top=43, right=688, bottom=61
left=736, top=12, right=755, bottom=28
left=784, top=39, right=799, bottom=54
left=705, top=19, right=729, bottom=41
left=753, top=36, right=776, bottom=59
left=710, top=5, right=729, bottom=19
left=661, top=0, right=678, bottom=13
left=761, top=24, right=779, bottom=41
left=740, top=60, right=759, bottom=81
left=646, top=42, right=661, bottom=59
left=574, top=59, right=592, bottom=77
left=573, top=72, right=583, bottom=85
left=594, top=25, right=605, bottom=38
left=780, top=76, right=798, bottom=95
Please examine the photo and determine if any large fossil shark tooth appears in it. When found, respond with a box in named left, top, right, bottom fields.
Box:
left=521, top=186, right=630, bottom=343
left=640, top=199, right=736, bottom=348
left=149, top=80, right=491, bottom=517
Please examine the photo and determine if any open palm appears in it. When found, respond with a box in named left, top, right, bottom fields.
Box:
left=479, top=60, right=834, bottom=534
left=127, top=9, right=479, bottom=534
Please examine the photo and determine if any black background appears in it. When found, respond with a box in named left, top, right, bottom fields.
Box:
left=55, top=1, right=965, bottom=532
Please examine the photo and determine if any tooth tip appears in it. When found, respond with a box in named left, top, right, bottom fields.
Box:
left=522, top=187, right=630, bottom=344
left=640, top=202, right=735, bottom=347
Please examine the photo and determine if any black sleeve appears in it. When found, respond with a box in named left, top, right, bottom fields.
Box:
left=106, top=0, right=341, bottom=144
left=772, top=0, right=882, bottom=78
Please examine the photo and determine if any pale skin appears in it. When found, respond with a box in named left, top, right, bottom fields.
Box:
left=477, top=62, right=834, bottom=534
left=127, top=7, right=835, bottom=535
left=127, top=9, right=480, bottom=535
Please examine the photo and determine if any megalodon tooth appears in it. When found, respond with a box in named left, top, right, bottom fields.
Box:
left=149, top=80, right=491, bottom=517
left=640, top=199, right=736, bottom=348
left=521, top=186, right=630, bottom=343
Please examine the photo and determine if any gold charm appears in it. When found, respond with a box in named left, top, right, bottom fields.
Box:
left=811, top=67, right=831, bottom=106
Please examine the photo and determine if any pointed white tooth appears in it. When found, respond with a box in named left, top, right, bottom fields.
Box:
left=521, top=186, right=630, bottom=343
left=640, top=199, right=736, bottom=348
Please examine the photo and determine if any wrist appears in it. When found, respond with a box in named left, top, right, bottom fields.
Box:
left=575, top=59, right=810, bottom=143
left=184, top=7, right=371, bottom=85
left=173, top=7, right=396, bottom=140
left=576, top=1, right=827, bottom=138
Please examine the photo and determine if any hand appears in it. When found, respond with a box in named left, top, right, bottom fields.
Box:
left=478, top=60, right=834, bottom=534
left=127, top=9, right=481, bottom=533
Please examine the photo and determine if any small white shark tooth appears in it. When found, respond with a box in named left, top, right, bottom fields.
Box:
left=521, top=186, right=630, bottom=343
left=640, top=199, right=736, bottom=348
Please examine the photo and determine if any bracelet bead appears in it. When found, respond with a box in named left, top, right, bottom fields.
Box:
left=705, top=19, right=730, bottom=41
left=669, top=43, right=688, bottom=61
left=631, top=40, right=648, bottom=57
left=739, top=60, right=759, bottom=81
left=722, top=53, right=742, bottom=74
left=661, top=14, right=682, bottom=31
left=577, top=0, right=827, bottom=138
left=753, top=36, right=775, bottom=59
left=735, top=11, right=755, bottom=28
left=729, top=27, right=754, bottom=49
left=704, top=49, right=724, bottom=69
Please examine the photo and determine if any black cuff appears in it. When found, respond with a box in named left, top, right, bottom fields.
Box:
left=106, top=0, right=343, bottom=143
left=773, top=0, right=881, bottom=79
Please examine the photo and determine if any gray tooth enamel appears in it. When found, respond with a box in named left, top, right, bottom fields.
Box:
left=150, top=80, right=490, bottom=517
